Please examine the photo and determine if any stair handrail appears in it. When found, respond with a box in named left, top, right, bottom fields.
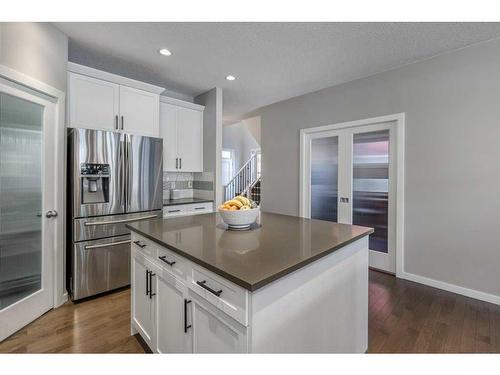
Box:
left=223, top=151, right=261, bottom=201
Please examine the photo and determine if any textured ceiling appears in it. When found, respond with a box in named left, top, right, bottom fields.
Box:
left=54, top=22, right=500, bottom=123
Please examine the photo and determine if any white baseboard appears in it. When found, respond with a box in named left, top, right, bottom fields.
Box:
left=54, top=291, right=68, bottom=308
left=399, top=271, right=500, bottom=306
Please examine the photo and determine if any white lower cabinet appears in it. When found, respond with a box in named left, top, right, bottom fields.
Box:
left=156, top=271, right=192, bottom=353
left=131, top=233, right=248, bottom=353
left=190, top=294, right=247, bottom=353
left=131, top=253, right=156, bottom=350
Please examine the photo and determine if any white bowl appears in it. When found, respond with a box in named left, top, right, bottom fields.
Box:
left=218, top=206, right=260, bottom=229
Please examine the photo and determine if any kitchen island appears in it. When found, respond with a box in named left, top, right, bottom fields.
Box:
left=127, top=212, right=373, bottom=353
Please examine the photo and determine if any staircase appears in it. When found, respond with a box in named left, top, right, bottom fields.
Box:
left=224, top=151, right=261, bottom=203
left=249, top=179, right=261, bottom=205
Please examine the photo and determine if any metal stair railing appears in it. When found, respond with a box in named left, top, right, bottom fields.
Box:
left=223, top=151, right=261, bottom=201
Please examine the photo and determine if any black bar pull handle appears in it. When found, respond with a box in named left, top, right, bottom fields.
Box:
left=145, top=269, right=150, bottom=296
left=184, top=299, right=192, bottom=333
left=158, top=255, right=176, bottom=266
left=133, top=240, right=146, bottom=248
left=149, top=272, right=156, bottom=299
left=196, top=280, right=222, bottom=297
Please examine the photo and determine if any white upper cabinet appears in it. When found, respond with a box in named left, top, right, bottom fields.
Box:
left=68, top=72, right=119, bottom=131
left=119, top=85, right=159, bottom=137
left=67, top=63, right=162, bottom=137
left=177, top=106, right=203, bottom=171
left=159, top=98, right=204, bottom=172
left=160, top=103, right=178, bottom=171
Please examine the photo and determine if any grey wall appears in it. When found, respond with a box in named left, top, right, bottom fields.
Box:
left=0, top=23, right=68, bottom=92
left=251, top=37, right=500, bottom=299
left=195, top=87, right=223, bottom=206
left=223, top=118, right=261, bottom=170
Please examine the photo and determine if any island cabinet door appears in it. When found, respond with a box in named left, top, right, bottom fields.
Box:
left=190, top=294, right=248, bottom=353
left=156, top=272, right=193, bottom=353
left=131, top=254, right=157, bottom=350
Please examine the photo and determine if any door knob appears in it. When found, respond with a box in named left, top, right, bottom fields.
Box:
left=46, top=210, right=58, bottom=218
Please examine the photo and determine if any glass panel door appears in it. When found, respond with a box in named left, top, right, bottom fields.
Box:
left=0, top=79, right=56, bottom=342
left=311, top=136, right=339, bottom=222
left=0, top=93, right=43, bottom=310
left=306, top=121, right=398, bottom=274
left=352, top=130, right=390, bottom=253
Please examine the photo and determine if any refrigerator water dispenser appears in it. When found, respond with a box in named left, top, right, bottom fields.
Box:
left=80, top=163, right=110, bottom=204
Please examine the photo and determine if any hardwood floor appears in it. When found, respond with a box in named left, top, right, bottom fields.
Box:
left=0, top=288, right=147, bottom=353
left=368, top=270, right=500, bottom=353
left=1, top=271, right=500, bottom=353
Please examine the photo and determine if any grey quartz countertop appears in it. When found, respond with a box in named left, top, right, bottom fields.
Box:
left=163, top=197, right=214, bottom=206
left=127, top=212, right=373, bottom=292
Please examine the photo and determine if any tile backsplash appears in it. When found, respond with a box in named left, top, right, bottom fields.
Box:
left=163, top=172, right=214, bottom=200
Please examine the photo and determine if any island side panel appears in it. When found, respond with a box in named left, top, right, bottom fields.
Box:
left=249, top=236, right=369, bottom=353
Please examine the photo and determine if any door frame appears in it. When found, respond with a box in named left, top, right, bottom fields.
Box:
left=299, top=113, right=405, bottom=277
left=0, top=65, right=67, bottom=308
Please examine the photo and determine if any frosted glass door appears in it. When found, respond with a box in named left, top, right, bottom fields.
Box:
left=0, top=81, right=56, bottom=341
left=352, top=130, right=390, bottom=253
left=310, top=136, right=339, bottom=222
left=0, top=93, right=43, bottom=310
left=305, top=120, right=398, bottom=274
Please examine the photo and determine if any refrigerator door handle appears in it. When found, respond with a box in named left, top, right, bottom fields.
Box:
left=83, top=214, right=158, bottom=226
left=119, top=137, right=125, bottom=211
left=123, top=134, right=129, bottom=212
left=126, top=135, right=132, bottom=210
left=84, top=239, right=131, bottom=250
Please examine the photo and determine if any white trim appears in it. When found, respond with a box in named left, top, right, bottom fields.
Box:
left=68, top=62, right=165, bottom=95
left=299, top=113, right=405, bottom=276
left=0, top=65, right=64, bottom=100
left=400, top=271, right=500, bottom=306
left=160, top=95, right=205, bottom=111
left=0, top=64, right=66, bottom=310
left=299, top=113, right=500, bottom=306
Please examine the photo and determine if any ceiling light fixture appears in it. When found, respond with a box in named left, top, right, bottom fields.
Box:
left=226, top=75, right=236, bottom=81
left=158, top=48, right=172, bottom=56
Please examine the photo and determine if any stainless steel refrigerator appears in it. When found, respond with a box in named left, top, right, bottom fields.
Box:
left=67, top=128, right=163, bottom=300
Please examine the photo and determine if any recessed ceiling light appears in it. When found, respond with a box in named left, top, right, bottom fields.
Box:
left=226, top=75, right=236, bottom=81
left=158, top=48, right=172, bottom=56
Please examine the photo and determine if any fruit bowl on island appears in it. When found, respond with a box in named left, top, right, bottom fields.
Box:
left=218, top=195, right=260, bottom=230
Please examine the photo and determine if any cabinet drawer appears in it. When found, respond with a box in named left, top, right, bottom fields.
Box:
left=131, top=234, right=157, bottom=258
left=189, top=202, right=213, bottom=214
left=156, top=246, right=187, bottom=280
left=163, top=205, right=188, bottom=217
left=163, top=202, right=214, bottom=218
left=190, top=266, right=248, bottom=326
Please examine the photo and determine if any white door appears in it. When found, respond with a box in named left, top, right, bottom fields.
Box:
left=159, top=102, right=178, bottom=171
left=68, top=72, right=119, bottom=131
left=305, top=120, right=400, bottom=273
left=156, top=272, right=192, bottom=353
left=221, top=149, right=235, bottom=186
left=131, top=254, right=156, bottom=348
left=176, top=106, right=203, bottom=172
left=0, top=80, right=58, bottom=341
left=119, top=85, right=159, bottom=137
left=191, top=296, right=247, bottom=353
